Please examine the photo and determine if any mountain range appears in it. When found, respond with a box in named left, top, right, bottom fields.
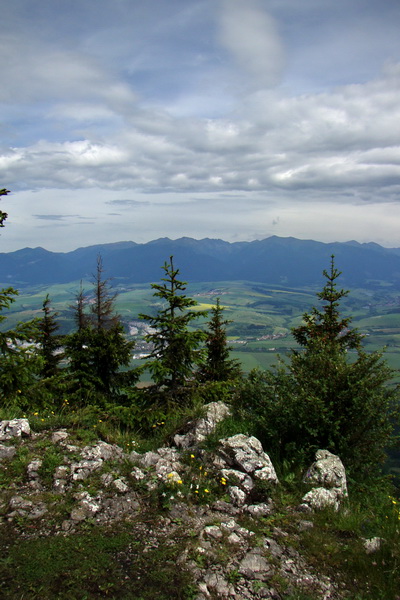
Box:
left=1, top=236, right=400, bottom=288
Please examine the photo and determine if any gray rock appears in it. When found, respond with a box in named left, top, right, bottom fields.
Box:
left=52, top=430, right=69, bottom=444
left=301, top=450, right=348, bottom=511
left=113, top=478, right=129, bottom=493
left=174, top=401, right=231, bottom=449
left=229, top=486, right=247, bottom=506
left=27, top=459, right=42, bottom=478
left=221, top=468, right=254, bottom=493
left=81, top=441, right=123, bottom=462
left=238, top=551, right=272, bottom=580
left=130, top=466, right=146, bottom=481
left=202, top=572, right=236, bottom=598
left=303, top=449, right=347, bottom=497
left=0, top=443, right=16, bottom=460
left=203, top=525, right=223, bottom=540
left=363, top=536, right=383, bottom=554
left=9, top=495, right=33, bottom=511
left=71, top=458, right=103, bottom=481
left=27, top=503, right=48, bottom=520
left=246, top=503, right=273, bottom=517
left=0, top=418, right=30, bottom=441
left=218, top=434, right=279, bottom=484
left=301, top=488, right=341, bottom=511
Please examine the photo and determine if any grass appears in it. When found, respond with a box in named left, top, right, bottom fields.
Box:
left=0, top=519, right=196, bottom=600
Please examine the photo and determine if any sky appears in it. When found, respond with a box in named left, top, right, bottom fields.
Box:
left=1, top=0, right=400, bottom=252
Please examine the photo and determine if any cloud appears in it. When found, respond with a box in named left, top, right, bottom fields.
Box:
left=2, top=61, right=400, bottom=202
left=218, top=0, right=285, bottom=90
left=106, top=199, right=150, bottom=207
left=1, top=0, right=400, bottom=251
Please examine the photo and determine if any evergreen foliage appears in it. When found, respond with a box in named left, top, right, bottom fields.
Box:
left=0, top=288, right=41, bottom=404
left=139, top=256, right=207, bottom=392
left=0, top=188, right=10, bottom=227
left=199, top=298, right=241, bottom=382
left=37, top=294, right=63, bottom=378
left=64, top=257, right=136, bottom=400
left=234, top=257, right=399, bottom=478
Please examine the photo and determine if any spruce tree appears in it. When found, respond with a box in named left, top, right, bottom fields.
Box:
left=236, top=257, right=399, bottom=477
left=65, top=259, right=136, bottom=399
left=199, top=298, right=241, bottom=382
left=37, top=294, right=63, bottom=378
left=140, top=256, right=207, bottom=392
left=0, top=189, right=41, bottom=404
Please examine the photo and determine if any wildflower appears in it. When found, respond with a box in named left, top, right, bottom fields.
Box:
left=195, top=490, right=199, bottom=494
left=204, top=489, right=209, bottom=493
left=98, top=419, right=102, bottom=423
left=221, top=477, right=227, bottom=485
left=190, top=454, right=195, bottom=459
left=167, top=473, right=174, bottom=478
left=177, top=480, right=183, bottom=485
left=34, top=412, right=39, bottom=416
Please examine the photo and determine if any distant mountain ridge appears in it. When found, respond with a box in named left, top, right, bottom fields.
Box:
left=1, top=236, right=400, bottom=288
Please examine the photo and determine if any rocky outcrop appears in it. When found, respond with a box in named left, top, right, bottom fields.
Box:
left=301, top=450, right=348, bottom=511
left=0, top=410, right=346, bottom=599
left=174, top=401, right=231, bottom=449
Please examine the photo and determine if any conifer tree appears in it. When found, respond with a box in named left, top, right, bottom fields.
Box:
left=37, top=294, right=63, bottom=378
left=236, top=256, right=399, bottom=477
left=140, top=256, right=207, bottom=391
left=199, top=298, right=241, bottom=382
left=65, top=259, right=136, bottom=399
left=0, top=189, right=41, bottom=403
left=0, top=188, right=10, bottom=227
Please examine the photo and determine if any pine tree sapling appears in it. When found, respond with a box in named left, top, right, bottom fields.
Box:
left=140, top=256, right=207, bottom=391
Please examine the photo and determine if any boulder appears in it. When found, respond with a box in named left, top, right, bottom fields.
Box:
left=174, top=401, right=231, bottom=449
left=301, top=450, right=347, bottom=511
left=217, top=434, right=279, bottom=485
left=303, top=449, right=347, bottom=497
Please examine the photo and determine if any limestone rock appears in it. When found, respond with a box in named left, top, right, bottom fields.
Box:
left=363, top=536, right=383, bottom=554
left=218, top=434, right=279, bottom=484
left=301, top=488, right=341, bottom=511
left=52, top=430, right=69, bottom=444
left=301, top=450, right=348, bottom=511
left=0, top=418, right=30, bottom=441
left=303, top=450, right=347, bottom=497
left=238, top=551, right=272, bottom=580
left=0, top=443, right=16, bottom=460
left=174, top=401, right=231, bottom=449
